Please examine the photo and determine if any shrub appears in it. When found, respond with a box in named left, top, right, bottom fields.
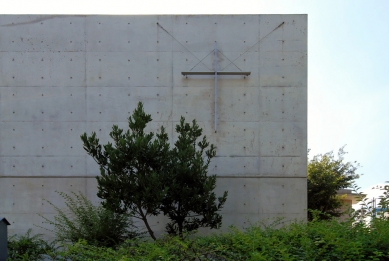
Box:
left=16, top=185, right=389, bottom=260
left=7, top=229, right=55, bottom=261
left=40, top=191, right=142, bottom=248
left=12, top=216, right=389, bottom=260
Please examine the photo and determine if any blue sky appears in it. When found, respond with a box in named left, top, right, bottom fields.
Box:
left=4, top=0, right=389, bottom=191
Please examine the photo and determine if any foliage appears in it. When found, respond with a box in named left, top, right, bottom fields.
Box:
left=11, top=197, right=389, bottom=261
left=81, top=102, right=227, bottom=240
left=161, top=117, right=228, bottom=237
left=9, top=186, right=389, bottom=260
left=39, top=191, right=141, bottom=248
left=308, top=146, right=360, bottom=220
left=7, top=229, right=56, bottom=261
left=81, top=102, right=170, bottom=240
left=41, top=216, right=389, bottom=261
left=353, top=182, right=389, bottom=222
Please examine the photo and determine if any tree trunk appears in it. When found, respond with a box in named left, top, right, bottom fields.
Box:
left=178, top=222, right=183, bottom=239
left=177, top=201, right=183, bottom=238
left=138, top=206, right=156, bottom=240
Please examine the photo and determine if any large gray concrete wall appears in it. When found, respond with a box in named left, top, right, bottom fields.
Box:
left=0, top=15, right=307, bottom=237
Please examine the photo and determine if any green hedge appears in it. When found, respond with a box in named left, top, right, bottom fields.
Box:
left=8, top=216, right=389, bottom=261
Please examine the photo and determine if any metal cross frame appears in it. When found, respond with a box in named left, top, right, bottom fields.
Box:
left=181, top=42, right=251, bottom=132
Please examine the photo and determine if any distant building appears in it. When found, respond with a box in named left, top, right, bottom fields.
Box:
left=336, top=188, right=362, bottom=221
left=352, top=183, right=389, bottom=222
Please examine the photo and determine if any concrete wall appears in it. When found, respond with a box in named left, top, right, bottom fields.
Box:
left=0, top=15, right=307, bottom=237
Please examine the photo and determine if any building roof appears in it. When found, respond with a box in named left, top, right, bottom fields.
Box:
left=337, top=189, right=365, bottom=205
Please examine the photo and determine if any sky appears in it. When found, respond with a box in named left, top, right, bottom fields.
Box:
left=3, top=0, right=389, bottom=191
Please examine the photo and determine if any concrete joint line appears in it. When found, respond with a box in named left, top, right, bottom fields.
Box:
left=216, top=175, right=306, bottom=178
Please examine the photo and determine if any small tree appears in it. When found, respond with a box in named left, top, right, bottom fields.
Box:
left=161, top=117, right=228, bottom=237
left=81, top=102, right=170, bottom=240
left=81, top=103, right=227, bottom=239
left=308, top=147, right=360, bottom=220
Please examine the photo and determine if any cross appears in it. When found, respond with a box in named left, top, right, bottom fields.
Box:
left=182, top=42, right=251, bottom=132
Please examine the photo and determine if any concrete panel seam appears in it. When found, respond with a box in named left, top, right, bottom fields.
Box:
left=0, top=175, right=307, bottom=179
left=0, top=176, right=96, bottom=178
left=216, top=176, right=306, bottom=178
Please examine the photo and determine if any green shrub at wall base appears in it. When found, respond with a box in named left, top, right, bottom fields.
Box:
left=9, top=183, right=389, bottom=260
left=51, top=218, right=389, bottom=261
left=39, top=191, right=142, bottom=248
left=9, top=209, right=389, bottom=260
left=7, top=229, right=55, bottom=261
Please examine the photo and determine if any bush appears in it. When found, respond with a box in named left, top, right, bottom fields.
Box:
left=9, top=215, right=389, bottom=260
left=55, top=215, right=389, bottom=261
left=13, top=186, right=389, bottom=260
left=40, top=191, right=142, bottom=248
left=7, top=229, right=55, bottom=261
